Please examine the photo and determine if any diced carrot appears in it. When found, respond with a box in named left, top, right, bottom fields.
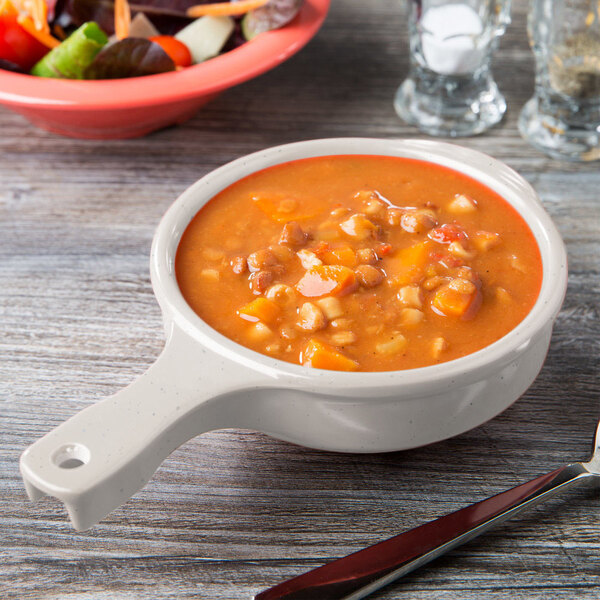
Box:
left=187, top=0, right=268, bottom=18
left=321, top=246, right=356, bottom=267
left=302, top=339, right=359, bottom=371
left=296, top=265, right=357, bottom=298
left=385, top=240, right=432, bottom=285
left=432, top=283, right=481, bottom=319
left=238, top=297, right=281, bottom=325
left=252, top=194, right=319, bottom=223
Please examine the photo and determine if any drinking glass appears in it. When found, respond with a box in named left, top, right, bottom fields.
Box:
left=519, top=0, right=600, bottom=161
left=395, top=0, right=511, bottom=137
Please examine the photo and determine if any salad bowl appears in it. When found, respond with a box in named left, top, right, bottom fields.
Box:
left=0, top=0, right=329, bottom=139
left=20, top=138, right=567, bottom=530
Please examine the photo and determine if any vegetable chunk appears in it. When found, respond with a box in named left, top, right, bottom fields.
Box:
left=302, top=339, right=359, bottom=371
left=296, top=265, right=357, bottom=297
left=238, top=297, right=280, bottom=324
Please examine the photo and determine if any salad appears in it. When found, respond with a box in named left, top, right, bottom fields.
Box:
left=0, top=0, right=303, bottom=79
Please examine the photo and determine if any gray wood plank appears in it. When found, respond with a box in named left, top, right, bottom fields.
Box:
left=1, top=1, right=599, bottom=599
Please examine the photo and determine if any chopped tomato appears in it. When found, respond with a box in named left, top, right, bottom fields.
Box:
left=0, top=12, right=49, bottom=70
left=149, top=35, right=192, bottom=68
left=428, top=223, right=467, bottom=245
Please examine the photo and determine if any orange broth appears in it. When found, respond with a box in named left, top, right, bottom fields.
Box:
left=175, top=155, right=542, bottom=372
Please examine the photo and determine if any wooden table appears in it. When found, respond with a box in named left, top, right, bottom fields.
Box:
left=2, top=1, right=599, bottom=598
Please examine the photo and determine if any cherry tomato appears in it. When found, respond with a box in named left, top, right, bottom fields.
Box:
left=0, top=14, right=49, bottom=70
left=149, top=35, right=192, bottom=68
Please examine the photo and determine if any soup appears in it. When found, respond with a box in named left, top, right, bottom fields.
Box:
left=175, top=155, right=542, bottom=372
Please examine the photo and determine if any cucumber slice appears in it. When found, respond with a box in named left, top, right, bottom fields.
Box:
left=174, top=16, right=235, bottom=64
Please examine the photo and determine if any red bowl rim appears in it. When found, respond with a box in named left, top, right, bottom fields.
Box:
left=0, top=0, right=329, bottom=110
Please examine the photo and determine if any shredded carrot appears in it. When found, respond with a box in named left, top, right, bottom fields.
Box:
left=25, top=0, right=48, bottom=33
left=17, top=14, right=60, bottom=47
left=114, top=0, right=131, bottom=40
left=0, top=0, right=18, bottom=16
left=186, top=0, right=269, bottom=19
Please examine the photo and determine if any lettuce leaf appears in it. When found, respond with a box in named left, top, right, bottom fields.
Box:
left=84, top=37, right=175, bottom=79
left=54, top=0, right=210, bottom=35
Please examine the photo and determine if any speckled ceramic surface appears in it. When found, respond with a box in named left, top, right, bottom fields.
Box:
left=20, top=138, right=567, bottom=530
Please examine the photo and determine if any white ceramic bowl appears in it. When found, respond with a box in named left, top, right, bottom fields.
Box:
left=20, top=139, right=567, bottom=530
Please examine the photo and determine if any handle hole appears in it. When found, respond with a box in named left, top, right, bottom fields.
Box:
left=52, top=444, right=90, bottom=469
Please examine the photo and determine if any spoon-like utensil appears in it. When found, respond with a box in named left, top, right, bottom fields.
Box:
left=255, top=420, right=600, bottom=600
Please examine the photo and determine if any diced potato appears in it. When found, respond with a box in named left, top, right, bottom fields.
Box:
left=322, top=246, right=356, bottom=267
left=330, top=331, right=357, bottom=346
left=238, top=297, right=281, bottom=325
left=330, top=318, right=353, bottom=329
left=201, top=247, right=225, bottom=261
left=375, top=334, right=408, bottom=356
left=448, top=241, right=475, bottom=260
left=472, top=231, right=501, bottom=252
left=302, top=339, right=359, bottom=371
left=495, top=286, right=512, bottom=304
left=297, top=249, right=323, bottom=269
left=298, top=302, right=327, bottom=332
left=266, top=284, right=297, bottom=307
left=316, top=296, right=344, bottom=320
left=248, top=322, right=273, bottom=341
left=400, top=308, right=424, bottom=326
left=385, top=240, right=433, bottom=285
left=448, top=194, right=477, bottom=214
left=339, top=213, right=378, bottom=240
left=296, top=265, right=357, bottom=297
left=397, top=285, right=423, bottom=308
left=431, top=337, right=448, bottom=359
left=200, top=268, right=220, bottom=282
left=400, top=209, right=438, bottom=234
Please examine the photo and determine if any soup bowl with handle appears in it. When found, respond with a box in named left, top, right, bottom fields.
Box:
left=20, top=138, right=567, bottom=530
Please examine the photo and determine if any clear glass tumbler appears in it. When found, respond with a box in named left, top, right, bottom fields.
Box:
left=395, top=0, right=511, bottom=137
left=519, top=0, right=600, bottom=161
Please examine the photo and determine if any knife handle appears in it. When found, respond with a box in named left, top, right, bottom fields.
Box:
left=255, top=463, right=596, bottom=600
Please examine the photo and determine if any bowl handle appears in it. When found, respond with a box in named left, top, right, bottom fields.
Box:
left=19, top=325, right=263, bottom=530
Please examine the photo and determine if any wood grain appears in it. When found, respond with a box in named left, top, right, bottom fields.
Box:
left=1, top=1, right=599, bottom=599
